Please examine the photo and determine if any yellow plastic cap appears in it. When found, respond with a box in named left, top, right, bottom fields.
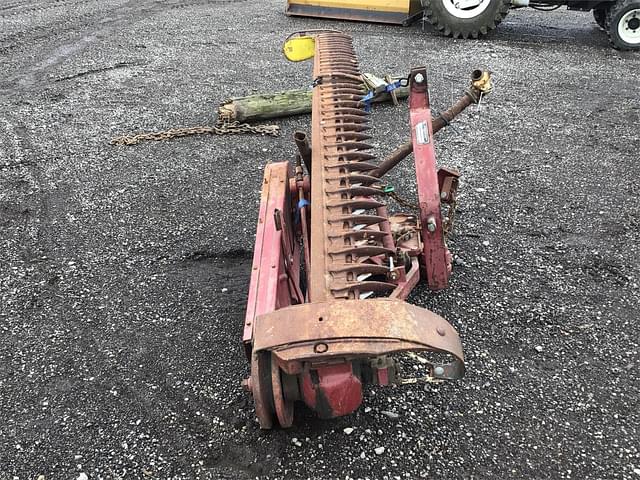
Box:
left=283, top=36, right=316, bottom=62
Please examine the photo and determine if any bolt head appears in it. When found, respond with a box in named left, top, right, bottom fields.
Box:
left=314, top=342, right=329, bottom=354
left=434, top=366, right=445, bottom=376
left=414, top=73, right=425, bottom=84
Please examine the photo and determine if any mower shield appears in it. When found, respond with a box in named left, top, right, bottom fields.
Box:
left=253, top=298, right=464, bottom=380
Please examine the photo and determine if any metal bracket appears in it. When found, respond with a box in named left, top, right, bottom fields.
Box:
left=408, top=67, right=450, bottom=290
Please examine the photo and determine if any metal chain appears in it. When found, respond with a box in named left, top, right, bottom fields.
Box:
left=384, top=190, right=419, bottom=211
left=399, top=353, right=444, bottom=385
left=399, top=376, right=444, bottom=385
left=443, top=196, right=458, bottom=237
left=109, top=117, right=280, bottom=146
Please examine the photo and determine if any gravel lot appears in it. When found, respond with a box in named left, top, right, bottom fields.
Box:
left=1, top=1, right=639, bottom=479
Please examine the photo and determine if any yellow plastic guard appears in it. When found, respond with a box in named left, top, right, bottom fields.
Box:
left=283, top=36, right=316, bottom=62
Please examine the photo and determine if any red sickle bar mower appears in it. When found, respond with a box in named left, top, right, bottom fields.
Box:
left=242, top=32, right=492, bottom=428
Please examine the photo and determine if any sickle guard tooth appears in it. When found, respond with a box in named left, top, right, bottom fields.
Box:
left=309, top=33, right=397, bottom=301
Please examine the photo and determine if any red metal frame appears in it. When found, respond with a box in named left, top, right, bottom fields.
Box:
left=409, top=68, right=451, bottom=291
left=243, top=162, right=299, bottom=356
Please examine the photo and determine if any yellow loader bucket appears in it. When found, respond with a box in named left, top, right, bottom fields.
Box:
left=286, top=0, right=424, bottom=25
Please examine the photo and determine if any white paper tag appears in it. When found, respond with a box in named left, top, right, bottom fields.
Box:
left=415, top=121, right=430, bottom=145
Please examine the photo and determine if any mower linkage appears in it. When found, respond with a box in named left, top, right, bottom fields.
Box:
left=243, top=32, right=491, bottom=428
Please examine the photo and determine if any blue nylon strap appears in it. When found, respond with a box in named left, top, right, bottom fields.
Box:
left=298, top=198, right=310, bottom=210
left=361, top=90, right=375, bottom=113
left=385, top=80, right=403, bottom=93
left=295, top=198, right=310, bottom=224
left=362, top=82, right=402, bottom=113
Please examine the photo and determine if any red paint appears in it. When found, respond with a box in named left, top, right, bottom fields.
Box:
left=243, top=162, right=297, bottom=357
left=301, top=363, right=363, bottom=418
left=390, top=257, right=421, bottom=300
left=376, top=367, right=390, bottom=386
left=409, top=69, right=450, bottom=290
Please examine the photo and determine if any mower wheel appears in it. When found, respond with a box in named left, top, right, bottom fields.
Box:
left=271, top=353, right=294, bottom=428
left=422, top=0, right=511, bottom=39
left=250, top=351, right=275, bottom=429
left=593, top=8, right=607, bottom=29
left=607, top=0, right=640, bottom=49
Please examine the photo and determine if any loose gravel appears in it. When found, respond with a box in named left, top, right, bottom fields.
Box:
left=1, top=1, right=639, bottom=479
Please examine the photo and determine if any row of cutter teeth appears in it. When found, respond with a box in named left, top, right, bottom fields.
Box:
left=313, top=33, right=396, bottom=300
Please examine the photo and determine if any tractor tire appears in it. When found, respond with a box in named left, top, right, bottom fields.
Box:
left=593, top=8, right=607, bottom=29
left=422, top=0, right=511, bottom=39
left=606, top=0, right=640, bottom=49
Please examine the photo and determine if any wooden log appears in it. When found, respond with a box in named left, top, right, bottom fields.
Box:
left=219, top=90, right=313, bottom=123
left=218, top=81, right=409, bottom=123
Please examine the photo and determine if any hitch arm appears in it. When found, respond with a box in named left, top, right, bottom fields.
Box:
left=370, top=69, right=491, bottom=179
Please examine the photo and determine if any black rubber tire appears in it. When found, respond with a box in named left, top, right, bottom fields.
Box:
left=422, top=0, right=511, bottom=39
left=593, top=8, right=607, bottom=29
left=606, top=0, right=640, bottom=50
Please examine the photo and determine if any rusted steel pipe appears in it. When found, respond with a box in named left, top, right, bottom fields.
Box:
left=295, top=159, right=312, bottom=300
left=371, top=70, right=491, bottom=179
left=293, top=131, right=312, bottom=174
left=289, top=176, right=310, bottom=195
left=371, top=142, right=413, bottom=178
left=432, top=92, right=477, bottom=133
left=371, top=98, right=471, bottom=179
left=376, top=205, right=396, bottom=251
